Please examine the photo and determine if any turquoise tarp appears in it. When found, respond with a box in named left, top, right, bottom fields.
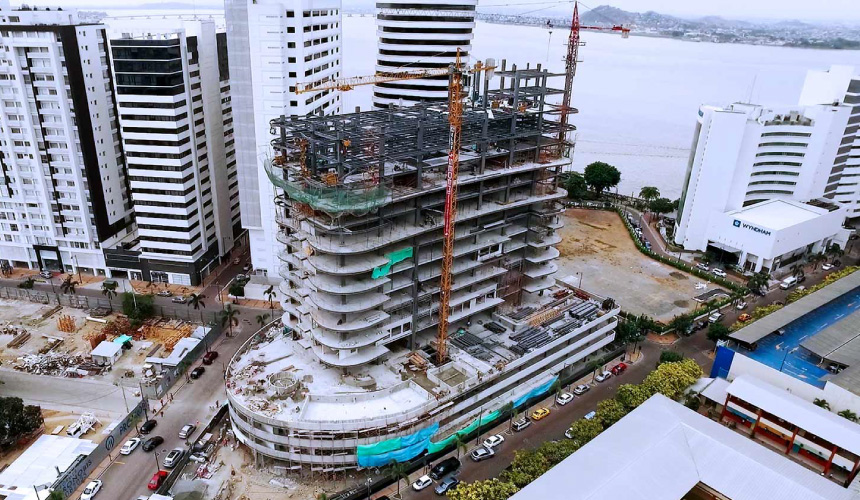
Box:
left=514, top=376, right=558, bottom=408
left=357, top=438, right=431, bottom=467
left=356, top=422, right=439, bottom=466
left=372, top=247, right=414, bottom=279
left=427, top=409, right=502, bottom=454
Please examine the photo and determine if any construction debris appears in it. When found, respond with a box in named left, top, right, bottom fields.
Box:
left=12, top=352, right=102, bottom=377
left=57, top=315, right=76, bottom=333
left=8, top=330, right=31, bottom=348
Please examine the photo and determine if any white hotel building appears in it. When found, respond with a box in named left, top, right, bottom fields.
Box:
left=102, top=18, right=240, bottom=285
left=225, top=0, right=342, bottom=279
left=0, top=4, right=135, bottom=275
left=674, top=101, right=852, bottom=273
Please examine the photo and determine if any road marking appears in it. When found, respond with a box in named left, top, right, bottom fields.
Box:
left=114, top=461, right=125, bottom=465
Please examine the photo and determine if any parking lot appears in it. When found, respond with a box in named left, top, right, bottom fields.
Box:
left=557, top=209, right=717, bottom=322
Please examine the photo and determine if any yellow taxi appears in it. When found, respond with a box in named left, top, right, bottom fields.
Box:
left=531, top=407, right=551, bottom=421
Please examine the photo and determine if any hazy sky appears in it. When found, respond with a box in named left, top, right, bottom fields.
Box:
left=26, top=0, right=860, bottom=22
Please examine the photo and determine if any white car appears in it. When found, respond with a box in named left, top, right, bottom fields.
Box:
left=822, top=263, right=835, bottom=271
left=695, top=263, right=709, bottom=271
left=81, top=479, right=102, bottom=500
left=736, top=301, right=747, bottom=310
left=119, top=438, right=140, bottom=455
left=708, top=312, right=723, bottom=324
left=556, top=392, right=574, bottom=406
left=483, top=434, right=505, bottom=449
left=412, top=475, right=433, bottom=491
left=584, top=410, right=597, bottom=420
left=572, top=384, right=590, bottom=395
left=712, top=268, right=727, bottom=278
left=595, top=371, right=612, bottom=383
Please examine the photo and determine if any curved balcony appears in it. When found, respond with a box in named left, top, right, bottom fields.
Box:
left=527, top=233, right=562, bottom=248
left=312, top=343, right=390, bottom=368
left=309, top=307, right=390, bottom=332
left=308, top=290, right=390, bottom=314
left=307, top=252, right=387, bottom=275
left=309, top=272, right=389, bottom=294
left=523, top=262, right=558, bottom=279
left=525, top=247, right=560, bottom=264
left=523, top=275, right=555, bottom=293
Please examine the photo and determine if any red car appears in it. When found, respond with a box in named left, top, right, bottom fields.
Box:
left=149, top=470, right=168, bottom=490
left=610, top=362, right=628, bottom=376
left=202, top=351, right=219, bottom=365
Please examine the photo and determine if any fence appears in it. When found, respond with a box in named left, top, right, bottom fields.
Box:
left=141, top=321, right=224, bottom=400
left=158, top=403, right=230, bottom=496
left=51, top=397, right=150, bottom=497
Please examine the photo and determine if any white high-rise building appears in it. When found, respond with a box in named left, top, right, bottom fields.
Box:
left=0, top=4, right=135, bottom=276
left=225, top=0, right=342, bottom=278
left=798, top=65, right=860, bottom=217
left=102, top=18, right=240, bottom=286
left=372, top=0, right=476, bottom=109
left=674, top=102, right=852, bottom=273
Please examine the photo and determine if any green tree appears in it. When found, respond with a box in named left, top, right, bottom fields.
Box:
left=187, top=292, right=207, bottom=324
left=639, top=186, right=660, bottom=202
left=537, top=439, right=580, bottom=466
left=220, top=304, right=240, bottom=337
left=503, top=402, right=517, bottom=432
left=583, top=161, right=621, bottom=195
left=810, top=252, right=826, bottom=271
left=615, top=383, right=649, bottom=411
left=101, top=280, right=117, bottom=312
left=18, top=277, right=35, bottom=289
left=502, top=449, right=550, bottom=488
left=448, top=479, right=519, bottom=500
left=838, top=409, right=858, bottom=422
left=46, top=490, right=64, bottom=500
left=826, top=243, right=844, bottom=264
left=454, top=433, right=469, bottom=458
left=387, top=461, right=410, bottom=497
left=264, top=285, right=278, bottom=313
left=707, top=322, right=730, bottom=345
left=648, top=197, right=674, bottom=217
left=256, top=313, right=270, bottom=330
left=596, top=398, right=628, bottom=428
left=658, top=350, right=685, bottom=366
left=641, top=359, right=703, bottom=400
left=615, top=318, right=643, bottom=345
left=669, top=315, right=692, bottom=336
left=746, top=272, right=770, bottom=296
left=560, top=171, right=588, bottom=199
left=790, top=263, right=805, bottom=280
left=0, top=397, right=44, bottom=451
left=228, top=281, right=246, bottom=298
left=60, top=275, right=78, bottom=295
left=684, top=391, right=701, bottom=411
left=121, top=292, right=155, bottom=323
left=564, top=417, right=604, bottom=448
left=550, top=379, right=563, bottom=405
left=813, top=398, right=831, bottom=411
left=586, top=360, right=603, bottom=383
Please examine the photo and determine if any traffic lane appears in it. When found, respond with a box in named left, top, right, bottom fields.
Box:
left=405, top=345, right=666, bottom=499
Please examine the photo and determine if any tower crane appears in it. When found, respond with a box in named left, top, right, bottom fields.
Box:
left=295, top=51, right=494, bottom=365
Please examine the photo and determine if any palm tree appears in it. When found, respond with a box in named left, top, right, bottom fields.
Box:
left=220, top=304, right=240, bottom=337
left=550, top=379, right=563, bottom=406
left=387, top=461, right=410, bottom=497
left=746, top=273, right=769, bottom=296
left=826, top=243, right=844, bottom=264
left=256, top=313, right=270, bottom=330
left=453, top=434, right=468, bottom=458
left=46, top=490, right=63, bottom=500
left=639, top=186, right=660, bottom=202
left=60, top=275, right=78, bottom=295
left=790, top=263, right=805, bottom=280
left=838, top=409, right=858, bottom=422
left=509, top=406, right=520, bottom=433
left=101, top=280, right=118, bottom=312
left=264, top=285, right=277, bottom=313
left=187, top=293, right=207, bottom=324
left=587, top=360, right=602, bottom=383
left=810, top=252, right=826, bottom=271
left=813, top=398, right=831, bottom=411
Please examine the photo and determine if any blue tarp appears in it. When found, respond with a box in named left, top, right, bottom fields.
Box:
left=356, top=422, right=439, bottom=466
left=401, top=422, right=439, bottom=448
left=513, top=376, right=558, bottom=408
left=357, top=438, right=431, bottom=467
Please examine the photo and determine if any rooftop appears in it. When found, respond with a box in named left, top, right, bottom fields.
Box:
left=728, top=199, right=828, bottom=231
left=511, top=394, right=860, bottom=500
left=0, top=435, right=97, bottom=500
left=801, top=307, right=860, bottom=366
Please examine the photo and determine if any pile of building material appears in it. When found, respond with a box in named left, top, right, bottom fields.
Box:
left=7, top=329, right=31, bottom=348
left=140, top=318, right=194, bottom=350
left=13, top=352, right=96, bottom=376
left=57, top=315, right=76, bottom=332
left=1, top=323, right=28, bottom=336
left=245, top=397, right=281, bottom=417
left=38, top=335, right=63, bottom=354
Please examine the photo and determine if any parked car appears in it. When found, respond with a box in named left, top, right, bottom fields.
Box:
left=775, top=328, right=786, bottom=336
left=232, top=257, right=241, bottom=265
left=142, top=436, right=164, bottom=452
left=797, top=275, right=807, bottom=283
left=190, top=366, right=205, bottom=379
left=482, top=434, right=505, bottom=449
left=202, top=351, right=219, bottom=365
left=610, top=362, right=628, bottom=376
left=712, top=268, right=727, bottom=278
left=163, top=447, right=185, bottom=468
left=696, top=263, right=709, bottom=271
left=81, top=479, right=102, bottom=500
left=823, top=263, right=835, bottom=271
left=171, top=295, right=187, bottom=304
left=435, top=476, right=460, bottom=495
left=512, top=417, right=531, bottom=432
left=140, top=419, right=158, bottom=434
left=429, top=457, right=460, bottom=480
left=556, top=392, right=574, bottom=406
left=242, top=263, right=252, bottom=272
left=39, top=270, right=53, bottom=279
left=412, top=475, right=433, bottom=491
left=738, top=313, right=752, bottom=323
left=584, top=410, right=597, bottom=420
left=780, top=276, right=798, bottom=290
left=572, top=384, right=590, bottom=395
left=736, top=301, right=747, bottom=310
left=156, top=290, right=173, bottom=297
left=120, top=438, right=141, bottom=455
left=531, top=407, right=551, bottom=421
left=179, top=424, right=196, bottom=439
left=708, top=312, right=723, bottom=324
left=470, top=446, right=495, bottom=462
left=148, top=470, right=168, bottom=490
left=595, top=370, right=612, bottom=383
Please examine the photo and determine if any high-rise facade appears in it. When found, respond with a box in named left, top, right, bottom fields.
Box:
left=798, top=65, right=860, bottom=217
left=102, top=18, right=240, bottom=285
left=225, top=0, right=342, bottom=279
left=372, top=0, right=476, bottom=109
left=0, top=5, right=134, bottom=276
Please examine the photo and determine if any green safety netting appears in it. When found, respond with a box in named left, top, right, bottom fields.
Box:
left=427, top=409, right=502, bottom=454
left=372, top=247, right=414, bottom=279
left=356, top=423, right=440, bottom=467
left=264, top=159, right=390, bottom=216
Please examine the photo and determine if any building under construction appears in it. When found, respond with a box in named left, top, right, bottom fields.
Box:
left=225, top=62, right=620, bottom=470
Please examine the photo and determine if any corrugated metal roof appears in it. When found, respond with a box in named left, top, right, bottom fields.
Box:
left=800, top=308, right=860, bottom=366
left=727, top=375, right=860, bottom=456
left=730, top=271, right=860, bottom=345
left=511, top=394, right=859, bottom=500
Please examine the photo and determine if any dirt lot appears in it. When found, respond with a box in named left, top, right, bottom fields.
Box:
left=557, top=209, right=715, bottom=322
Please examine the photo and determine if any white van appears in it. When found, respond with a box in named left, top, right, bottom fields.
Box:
left=779, top=276, right=797, bottom=290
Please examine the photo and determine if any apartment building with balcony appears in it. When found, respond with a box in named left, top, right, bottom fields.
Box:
left=373, top=0, right=476, bottom=108
left=101, top=17, right=240, bottom=285
left=0, top=4, right=134, bottom=276
left=225, top=0, right=342, bottom=280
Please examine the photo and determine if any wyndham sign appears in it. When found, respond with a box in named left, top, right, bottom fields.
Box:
left=733, top=219, right=772, bottom=236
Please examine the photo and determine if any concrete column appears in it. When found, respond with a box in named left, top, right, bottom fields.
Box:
left=754, top=255, right=764, bottom=273
left=738, top=251, right=748, bottom=268
left=786, top=426, right=799, bottom=454
left=750, top=408, right=763, bottom=437
left=824, top=445, right=838, bottom=476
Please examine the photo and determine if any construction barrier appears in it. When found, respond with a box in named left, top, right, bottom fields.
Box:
left=356, top=423, right=439, bottom=467
left=371, top=247, right=414, bottom=279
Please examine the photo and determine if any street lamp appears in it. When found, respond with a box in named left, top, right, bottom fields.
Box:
left=153, top=448, right=167, bottom=472
left=72, top=255, right=82, bottom=283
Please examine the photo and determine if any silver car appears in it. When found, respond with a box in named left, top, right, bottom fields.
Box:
left=162, top=447, right=185, bottom=468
